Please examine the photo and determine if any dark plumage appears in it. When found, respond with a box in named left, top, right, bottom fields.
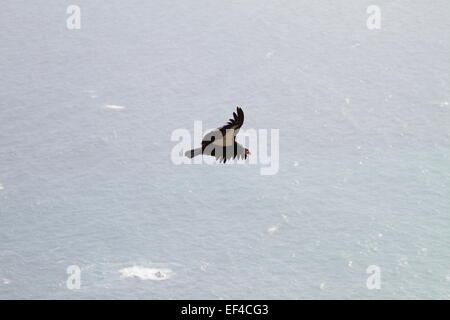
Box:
left=185, top=107, right=250, bottom=163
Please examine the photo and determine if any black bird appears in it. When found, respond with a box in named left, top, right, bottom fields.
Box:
left=185, top=107, right=251, bottom=163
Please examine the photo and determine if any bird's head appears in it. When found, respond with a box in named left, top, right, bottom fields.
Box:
left=245, top=148, right=251, bottom=156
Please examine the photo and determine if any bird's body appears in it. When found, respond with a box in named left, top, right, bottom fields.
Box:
left=185, top=107, right=250, bottom=163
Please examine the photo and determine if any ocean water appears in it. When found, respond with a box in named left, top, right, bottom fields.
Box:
left=0, top=1, right=449, bottom=299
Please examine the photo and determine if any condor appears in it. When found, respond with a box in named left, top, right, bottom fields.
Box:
left=185, top=107, right=250, bottom=163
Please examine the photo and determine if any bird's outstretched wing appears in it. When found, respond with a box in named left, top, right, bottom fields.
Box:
left=219, top=107, right=244, bottom=133
left=202, top=107, right=245, bottom=149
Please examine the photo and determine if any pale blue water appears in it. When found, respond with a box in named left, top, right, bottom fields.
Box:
left=0, top=0, right=449, bottom=299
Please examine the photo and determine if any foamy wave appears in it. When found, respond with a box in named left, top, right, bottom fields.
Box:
left=104, top=104, right=126, bottom=110
left=119, top=266, right=172, bottom=281
left=267, top=224, right=280, bottom=234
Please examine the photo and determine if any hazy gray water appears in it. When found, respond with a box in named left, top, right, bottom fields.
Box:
left=0, top=1, right=449, bottom=299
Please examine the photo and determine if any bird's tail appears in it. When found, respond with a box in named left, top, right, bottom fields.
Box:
left=185, top=148, right=202, bottom=158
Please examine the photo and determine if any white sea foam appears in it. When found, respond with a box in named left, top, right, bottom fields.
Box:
left=267, top=224, right=280, bottom=234
left=104, top=104, right=126, bottom=110
left=119, top=266, right=172, bottom=281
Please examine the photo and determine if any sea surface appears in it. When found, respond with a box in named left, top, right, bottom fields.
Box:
left=0, top=1, right=449, bottom=299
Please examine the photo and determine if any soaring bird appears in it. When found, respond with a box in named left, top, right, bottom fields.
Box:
left=185, top=107, right=251, bottom=163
